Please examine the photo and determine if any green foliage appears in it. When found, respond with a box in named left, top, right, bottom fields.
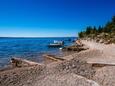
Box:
left=98, top=26, right=103, bottom=33
left=86, top=26, right=92, bottom=35
left=112, top=16, right=115, bottom=23
left=78, top=31, right=83, bottom=38
left=78, top=15, right=115, bottom=43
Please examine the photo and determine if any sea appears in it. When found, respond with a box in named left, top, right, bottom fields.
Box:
left=0, top=37, right=76, bottom=68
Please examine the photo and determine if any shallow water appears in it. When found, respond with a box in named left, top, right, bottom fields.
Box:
left=0, top=37, right=76, bottom=68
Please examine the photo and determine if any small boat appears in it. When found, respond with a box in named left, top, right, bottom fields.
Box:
left=48, top=40, right=64, bottom=47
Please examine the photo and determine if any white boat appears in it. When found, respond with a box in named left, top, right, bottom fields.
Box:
left=48, top=40, right=64, bottom=47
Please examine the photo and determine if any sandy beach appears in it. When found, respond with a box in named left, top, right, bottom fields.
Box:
left=0, top=40, right=115, bottom=86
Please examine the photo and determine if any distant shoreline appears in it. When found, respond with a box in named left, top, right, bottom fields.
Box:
left=0, top=37, right=77, bottom=38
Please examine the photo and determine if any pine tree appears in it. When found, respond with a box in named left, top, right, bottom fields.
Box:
left=98, top=26, right=103, bottom=33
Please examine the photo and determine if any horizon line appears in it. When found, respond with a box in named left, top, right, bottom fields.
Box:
left=0, top=36, right=77, bottom=38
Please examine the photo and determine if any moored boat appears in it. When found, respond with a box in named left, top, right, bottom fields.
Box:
left=48, top=40, right=64, bottom=47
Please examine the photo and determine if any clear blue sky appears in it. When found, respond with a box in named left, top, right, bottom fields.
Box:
left=0, top=0, right=115, bottom=37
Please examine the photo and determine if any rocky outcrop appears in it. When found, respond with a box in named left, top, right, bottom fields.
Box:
left=93, top=66, right=115, bottom=86
left=34, top=73, right=100, bottom=86
left=62, top=45, right=88, bottom=52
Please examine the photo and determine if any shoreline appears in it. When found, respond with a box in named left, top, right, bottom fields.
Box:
left=0, top=49, right=79, bottom=71
left=0, top=40, right=115, bottom=86
left=0, top=37, right=76, bottom=69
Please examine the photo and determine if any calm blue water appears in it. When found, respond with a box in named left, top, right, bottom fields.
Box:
left=0, top=37, right=76, bottom=68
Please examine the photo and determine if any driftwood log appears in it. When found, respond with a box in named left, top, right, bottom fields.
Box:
left=11, top=58, right=42, bottom=67
left=43, top=54, right=65, bottom=62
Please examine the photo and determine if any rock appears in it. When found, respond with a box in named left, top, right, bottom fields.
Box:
left=62, top=45, right=88, bottom=52
left=75, top=40, right=83, bottom=46
left=52, top=58, right=95, bottom=79
left=34, top=73, right=100, bottom=86
left=93, top=66, right=115, bottom=86
left=99, top=39, right=104, bottom=43
left=104, top=40, right=111, bottom=44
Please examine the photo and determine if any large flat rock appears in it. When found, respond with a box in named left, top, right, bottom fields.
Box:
left=93, top=66, right=115, bottom=86
left=87, top=56, right=115, bottom=66
left=34, top=73, right=100, bottom=86
left=82, top=40, right=115, bottom=66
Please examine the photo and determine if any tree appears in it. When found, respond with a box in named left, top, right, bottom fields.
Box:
left=78, top=15, right=115, bottom=42
left=112, top=16, right=115, bottom=24
left=78, top=31, right=84, bottom=38
left=86, top=26, right=92, bottom=35
left=111, top=16, right=115, bottom=32
left=104, top=21, right=112, bottom=33
left=92, top=26, right=97, bottom=34
left=98, top=26, right=103, bottom=33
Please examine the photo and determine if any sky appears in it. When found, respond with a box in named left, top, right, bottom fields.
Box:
left=0, top=0, right=115, bottom=37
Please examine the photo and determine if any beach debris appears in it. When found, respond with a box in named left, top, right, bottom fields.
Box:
left=43, top=54, right=65, bottom=62
left=87, top=59, right=115, bottom=67
left=10, top=57, right=42, bottom=67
